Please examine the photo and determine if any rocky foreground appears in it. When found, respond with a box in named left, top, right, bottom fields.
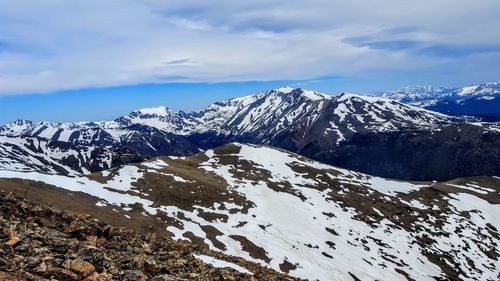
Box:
left=0, top=191, right=298, bottom=281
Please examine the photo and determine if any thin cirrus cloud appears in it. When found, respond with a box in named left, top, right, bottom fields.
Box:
left=164, top=58, right=195, bottom=65
left=0, top=0, right=499, bottom=96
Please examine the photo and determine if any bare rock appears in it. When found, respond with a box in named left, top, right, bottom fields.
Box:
left=0, top=191, right=300, bottom=281
left=113, top=269, right=147, bottom=281
left=5, top=236, right=21, bottom=247
left=66, top=258, right=95, bottom=277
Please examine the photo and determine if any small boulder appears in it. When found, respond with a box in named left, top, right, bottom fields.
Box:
left=34, top=262, right=48, bottom=275
left=113, top=270, right=147, bottom=281
left=77, top=246, right=106, bottom=272
left=151, top=274, right=188, bottom=281
left=67, top=258, right=95, bottom=277
left=64, top=221, right=86, bottom=234
left=5, top=237, right=21, bottom=247
left=51, top=268, right=80, bottom=281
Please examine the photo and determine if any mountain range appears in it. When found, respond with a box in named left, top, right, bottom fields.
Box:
left=1, top=87, right=455, bottom=147
left=376, top=82, right=500, bottom=121
left=2, top=86, right=499, bottom=180
left=0, top=135, right=144, bottom=175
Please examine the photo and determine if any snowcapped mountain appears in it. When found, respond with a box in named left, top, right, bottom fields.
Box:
left=376, top=86, right=454, bottom=106
left=0, top=143, right=498, bottom=280
left=216, top=89, right=455, bottom=145
left=0, top=136, right=144, bottom=175
left=2, top=86, right=498, bottom=180
left=377, top=83, right=500, bottom=121
left=0, top=118, right=199, bottom=157
left=1, top=87, right=455, bottom=145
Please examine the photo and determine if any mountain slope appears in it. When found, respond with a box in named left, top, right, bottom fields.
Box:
left=302, top=123, right=500, bottom=181
left=0, top=144, right=498, bottom=280
left=0, top=119, right=199, bottom=157
left=377, top=83, right=500, bottom=121
left=196, top=90, right=455, bottom=146
left=259, top=92, right=457, bottom=152
left=0, top=136, right=144, bottom=175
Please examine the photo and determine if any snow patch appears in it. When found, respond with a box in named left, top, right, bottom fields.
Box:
left=194, top=254, right=252, bottom=275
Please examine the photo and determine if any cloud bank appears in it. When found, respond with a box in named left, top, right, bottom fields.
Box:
left=0, top=0, right=499, bottom=95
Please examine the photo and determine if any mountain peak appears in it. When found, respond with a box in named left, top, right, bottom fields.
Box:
left=0, top=119, right=36, bottom=136
left=270, top=87, right=331, bottom=101
left=7, top=119, right=34, bottom=126
left=337, top=92, right=391, bottom=103
left=457, top=83, right=500, bottom=96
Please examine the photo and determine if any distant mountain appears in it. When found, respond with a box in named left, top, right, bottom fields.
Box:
left=1, top=87, right=499, bottom=180
left=1, top=87, right=456, bottom=144
left=194, top=89, right=457, bottom=145
left=0, top=143, right=498, bottom=280
left=377, top=83, right=500, bottom=121
left=0, top=135, right=144, bottom=175
left=0, top=118, right=199, bottom=157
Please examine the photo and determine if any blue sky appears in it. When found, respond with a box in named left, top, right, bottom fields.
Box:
left=0, top=78, right=366, bottom=124
left=1, top=0, right=500, bottom=124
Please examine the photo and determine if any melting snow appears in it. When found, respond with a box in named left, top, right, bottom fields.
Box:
left=446, top=183, right=495, bottom=194
left=194, top=254, right=252, bottom=275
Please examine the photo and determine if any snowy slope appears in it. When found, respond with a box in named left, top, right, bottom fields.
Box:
left=376, top=85, right=454, bottom=106
left=217, top=88, right=331, bottom=141
left=0, top=143, right=497, bottom=280
left=377, top=83, right=500, bottom=105
left=320, top=93, right=454, bottom=143
left=0, top=118, right=199, bottom=157
left=210, top=88, right=455, bottom=142
left=0, top=136, right=143, bottom=175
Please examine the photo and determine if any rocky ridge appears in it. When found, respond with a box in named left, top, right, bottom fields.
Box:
left=0, top=190, right=298, bottom=281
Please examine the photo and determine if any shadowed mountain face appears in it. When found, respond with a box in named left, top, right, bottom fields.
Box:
left=1, top=87, right=499, bottom=180
left=297, top=124, right=500, bottom=181
left=0, top=143, right=498, bottom=280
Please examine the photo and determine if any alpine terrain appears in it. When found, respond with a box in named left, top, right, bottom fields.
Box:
left=0, top=143, right=498, bottom=280
left=3, top=1, right=499, bottom=281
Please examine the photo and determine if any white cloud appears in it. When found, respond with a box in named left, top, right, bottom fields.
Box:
left=0, top=0, right=499, bottom=95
